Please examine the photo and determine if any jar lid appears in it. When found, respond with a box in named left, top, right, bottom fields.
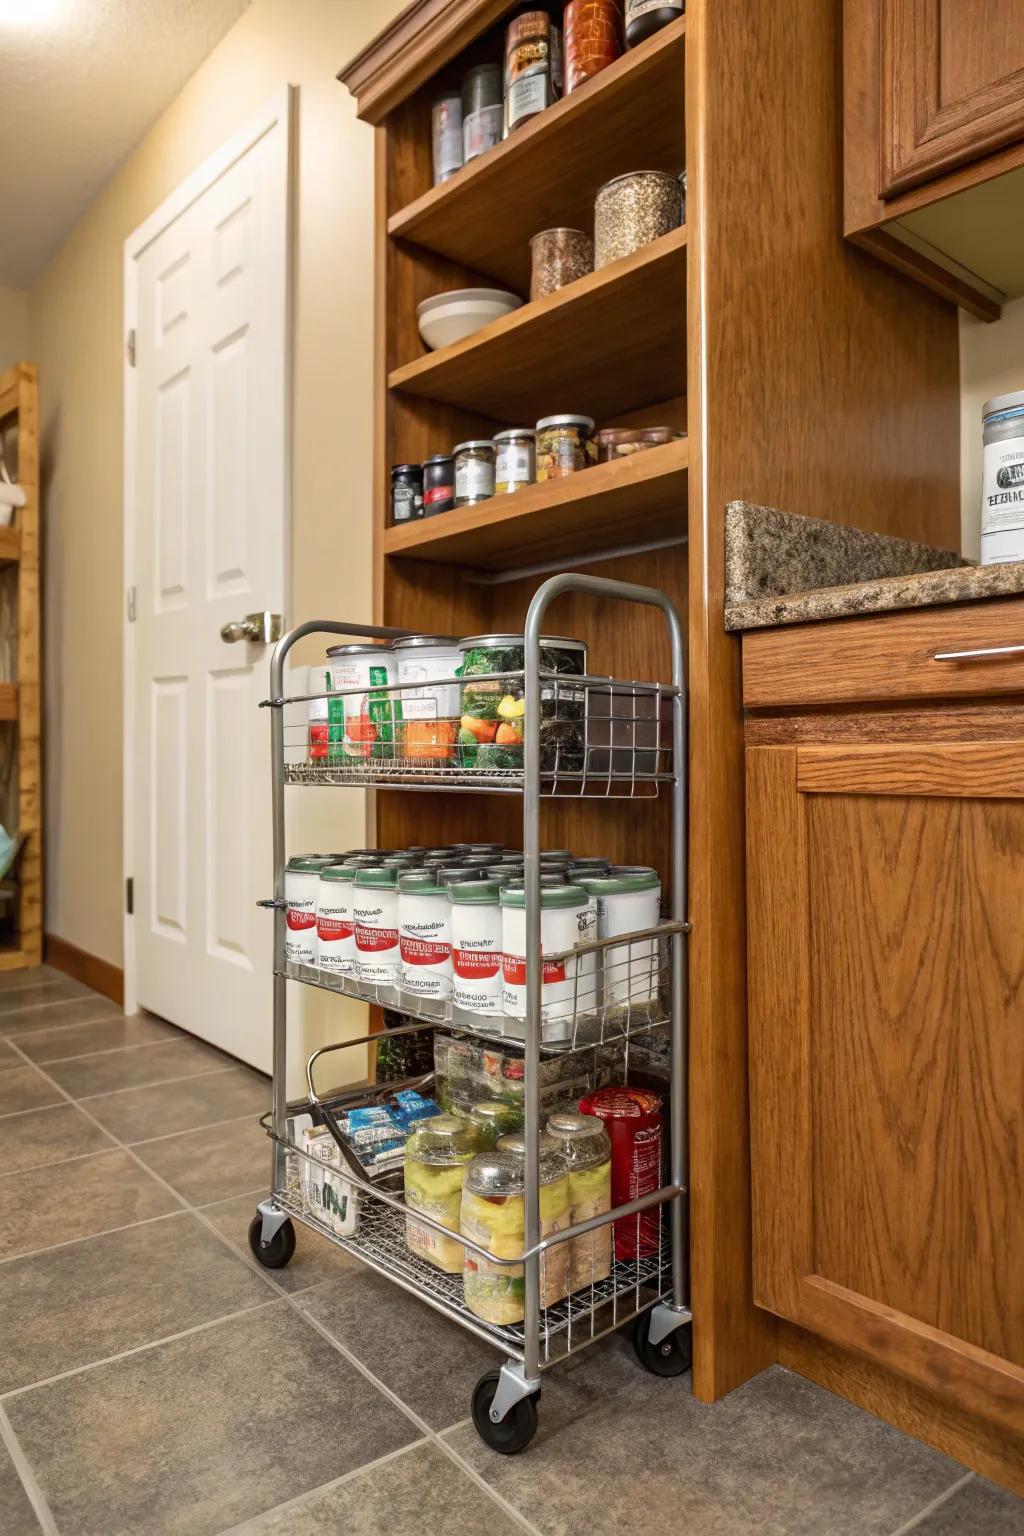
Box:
left=422, top=453, right=454, bottom=466
left=458, top=633, right=586, bottom=653
left=353, top=867, right=400, bottom=888
left=597, top=169, right=682, bottom=194
left=344, top=848, right=398, bottom=858
left=483, top=863, right=524, bottom=879
left=536, top=414, right=596, bottom=431
left=500, top=881, right=588, bottom=910
left=542, top=849, right=573, bottom=860
left=608, top=864, right=659, bottom=877
left=448, top=878, right=501, bottom=903
left=325, top=643, right=390, bottom=658
left=390, top=463, right=422, bottom=476
left=452, top=440, right=495, bottom=453
left=463, top=61, right=501, bottom=82
left=493, top=428, right=537, bottom=443
left=983, top=391, right=1024, bottom=417
left=530, top=227, right=589, bottom=243
left=463, top=843, right=505, bottom=853
left=407, top=1114, right=478, bottom=1165
left=390, top=634, right=459, bottom=649
left=398, top=871, right=445, bottom=895
left=381, top=855, right=418, bottom=868
left=499, top=874, right=571, bottom=891
left=438, top=865, right=492, bottom=883
left=319, top=863, right=358, bottom=882
left=567, top=858, right=611, bottom=873
left=470, top=1100, right=519, bottom=1126
left=464, top=1148, right=524, bottom=1196
left=546, top=1111, right=607, bottom=1142
left=343, top=856, right=383, bottom=868
left=287, top=856, right=334, bottom=873
left=494, top=1132, right=569, bottom=1184
left=577, top=872, right=661, bottom=894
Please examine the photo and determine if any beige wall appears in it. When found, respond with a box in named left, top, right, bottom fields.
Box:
left=0, top=287, right=30, bottom=373
left=31, top=0, right=402, bottom=978
left=960, top=296, right=1024, bottom=559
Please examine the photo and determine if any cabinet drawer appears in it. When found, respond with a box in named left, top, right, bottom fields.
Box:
left=742, top=597, right=1024, bottom=709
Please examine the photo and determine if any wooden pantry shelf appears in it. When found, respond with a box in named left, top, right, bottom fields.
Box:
left=0, top=684, right=17, bottom=722
left=389, top=227, right=686, bottom=423
left=0, top=528, right=20, bottom=567
left=387, top=18, right=685, bottom=292
left=383, top=436, right=687, bottom=570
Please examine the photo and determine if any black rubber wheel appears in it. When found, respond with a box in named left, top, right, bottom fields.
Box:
left=632, top=1310, right=693, bottom=1377
left=471, top=1370, right=539, bottom=1454
left=247, top=1213, right=296, bottom=1269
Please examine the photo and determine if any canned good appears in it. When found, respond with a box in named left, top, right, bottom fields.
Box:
left=398, top=870, right=452, bottom=1005
left=535, top=414, right=596, bottom=479
left=392, top=634, right=461, bottom=762
left=500, top=881, right=597, bottom=1041
left=546, top=1110, right=613, bottom=1288
left=493, top=428, right=536, bottom=494
left=431, top=92, right=463, bottom=185
left=307, top=664, right=331, bottom=762
left=390, top=462, right=423, bottom=524
left=285, top=857, right=329, bottom=965
left=577, top=870, right=662, bottom=1006
left=353, top=867, right=401, bottom=999
left=317, top=864, right=358, bottom=975
left=453, top=440, right=496, bottom=505
left=504, top=9, right=562, bottom=133
left=325, top=643, right=400, bottom=760
left=405, top=1115, right=478, bottom=1272
left=449, top=879, right=504, bottom=1027
left=565, top=0, right=622, bottom=92
left=422, top=453, right=455, bottom=517
left=578, top=1085, right=663, bottom=1259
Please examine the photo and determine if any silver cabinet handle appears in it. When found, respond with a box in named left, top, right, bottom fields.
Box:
left=220, top=611, right=284, bottom=644
left=933, top=643, right=1024, bottom=661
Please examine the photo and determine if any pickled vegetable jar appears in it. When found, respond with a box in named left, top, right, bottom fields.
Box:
left=461, top=1136, right=571, bottom=1323
left=546, top=1111, right=613, bottom=1289
left=468, top=1099, right=524, bottom=1147
left=404, top=1115, right=478, bottom=1273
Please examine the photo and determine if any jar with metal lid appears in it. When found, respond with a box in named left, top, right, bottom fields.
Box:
left=392, top=633, right=461, bottom=763
left=595, top=424, right=676, bottom=462
left=493, top=428, right=536, bottom=494
left=421, top=454, right=455, bottom=517
left=565, top=0, right=622, bottom=92
left=461, top=1139, right=571, bottom=1320
left=462, top=62, right=503, bottom=164
left=530, top=227, right=594, bottom=300
left=405, top=1114, right=478, bottom=1272
left=453, top=440, right=495, bottom=505
left=390, top=463, right=423, bottom=525
left=981, top=390, right=1024, bottom=565
left=504, top=9, right=562, bottom=134
left=535, top=414, right=596, bottom=479
left=546, top=1110, right=613, bottom=1288
left=594, top=169, right=683, bottom=268
left=431, top=92, right=463, bottom=185
left=468, top=1099, right=523, bottom=1147
left=625, top=0, right=683, bottom=48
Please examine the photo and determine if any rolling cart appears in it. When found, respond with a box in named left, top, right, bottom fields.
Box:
left=249, top=573, right=692, bottom=1452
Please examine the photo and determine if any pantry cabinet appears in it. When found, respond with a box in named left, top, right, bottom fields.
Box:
left=743, top=604, right=1024, bottom=1463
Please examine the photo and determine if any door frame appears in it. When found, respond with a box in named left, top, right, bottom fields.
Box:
left=122, top=85, right=295, bottom=1016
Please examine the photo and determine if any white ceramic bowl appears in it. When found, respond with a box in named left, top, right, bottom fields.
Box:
left=416, top=287, right=522, bottom=349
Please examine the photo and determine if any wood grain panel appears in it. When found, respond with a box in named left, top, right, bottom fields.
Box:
left=797, top=741, right=1024, bottom=797
left=745, top=700, right=1024, bottom=746
left=742, top=599, right=1024, bottom=710
left=45, top=933, right=125, bottom=1007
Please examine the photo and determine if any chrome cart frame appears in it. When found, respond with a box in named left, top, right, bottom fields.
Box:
left=253, top=573, right=691, bottom=1449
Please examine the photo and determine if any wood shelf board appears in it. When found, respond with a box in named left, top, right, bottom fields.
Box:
left=0, top=528, right=20, bottom=566
left=389, top=227, right=686, bottom=422
left=383, top=436, right=688, bottom=569
left=387, top=19, right=686, bottom=290
left=0, top=684, right=17, bottom=722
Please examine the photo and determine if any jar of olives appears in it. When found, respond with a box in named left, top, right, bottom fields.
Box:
left=546, top=1111, right=613, bottom=1289
left=404, top=1114, right=478, bottom=1273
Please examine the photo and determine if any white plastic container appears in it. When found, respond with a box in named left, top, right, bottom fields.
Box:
left=302, top=1124, right=358, bottom=1237
left=398, top=872, right=452, bottom=1005
left=285, top=857, right=325, bottom=965
left=449, top=879, right=503, bottom=1030
left=353, top=867, right=401, bottom=1001
left=316, top=865, right=357, bottom=976
left=578, top=870, right=662, bottom=1005
left=391, top=634, right=461, bottom=722
left=501, top=882, right=596, bottom=1042
left=981, top=391, right=1024, bottom=565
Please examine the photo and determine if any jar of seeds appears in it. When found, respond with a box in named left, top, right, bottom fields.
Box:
left=594, top=169, right=682, bottom=268
left=530, top=228, right=594, bottom=300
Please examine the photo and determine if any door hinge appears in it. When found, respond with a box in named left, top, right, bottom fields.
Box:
left=126, top=328, right=136, bottom=367
left=126, top=585, right=136, bottom=623
left=125, top=877, right=134, bottom=916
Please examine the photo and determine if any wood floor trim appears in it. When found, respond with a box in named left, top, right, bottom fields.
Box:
left=44, top=933, right=124, bottom=1007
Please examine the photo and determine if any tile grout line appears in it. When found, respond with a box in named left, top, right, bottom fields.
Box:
left=10, top=1032, right=192, bottom=1067
left=0, top=993, right=108, bottom=1020
left=211, top=1437, right=432, bottom=1535
left=0, top=1110, right=262, bottom=1175
left=73, top=1062, right=248, bottom=1103
left=0, top=1400, right=59, bottom=1536
left=885, top=1471, right=976, bottom=1536
left=0, top=1206, right=190, bottom=1268
left=125, top=1109, right=268, bottom=1148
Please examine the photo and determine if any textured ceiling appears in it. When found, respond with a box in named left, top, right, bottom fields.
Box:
left=0, top=0, right=251, bottom=287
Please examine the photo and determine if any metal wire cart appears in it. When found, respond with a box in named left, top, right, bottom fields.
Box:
left=249, top=573, right=692, bottom=1452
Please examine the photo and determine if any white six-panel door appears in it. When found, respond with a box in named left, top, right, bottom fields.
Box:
left=124, top=89, right=292, bottom=1070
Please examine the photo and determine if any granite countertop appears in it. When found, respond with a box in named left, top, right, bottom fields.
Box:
left=724, top=501, right=1024, bottom=631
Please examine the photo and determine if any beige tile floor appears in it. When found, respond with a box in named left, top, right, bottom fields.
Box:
left=0, top=968, right=1021, bottom=1535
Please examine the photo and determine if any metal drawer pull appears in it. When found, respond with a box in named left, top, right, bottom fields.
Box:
left=933, top=643, right=1024, bottom=661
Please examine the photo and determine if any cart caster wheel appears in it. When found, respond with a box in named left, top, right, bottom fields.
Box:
left=632, top=1310, right=692, bottom=1377
left=471, top=1370, right=539, bottom=1454
left=247, top=1213, right=295, bottom=1269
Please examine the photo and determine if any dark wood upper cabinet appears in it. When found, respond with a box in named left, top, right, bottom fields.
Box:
left=880, top=0, right=1024, bottom=195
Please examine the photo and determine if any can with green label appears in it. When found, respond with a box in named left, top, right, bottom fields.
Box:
left=325, top=644, right=401, bottom=761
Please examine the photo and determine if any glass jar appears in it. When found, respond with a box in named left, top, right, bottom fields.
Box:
left=404, top=1114, right=478, bottom=1273
left=504, top=9, right=562, bottom=134
left=981, top=390, right=1024, bottom=565
left=594, top=425, right=676, bottom=462
left=565, top=0, right=623, bottom=92
left=453, top=440, right=495, bottom=506
left=468, top=1099, right=524, bottom=1147
left=594, top=170, right=683, bottom=268
left=535, top=414, right=596, bottom=479
left=624, top=0, right=684, bottom=48
left=431, top=92, right=463, bottom=185
left=493, top=428, right=536, bottom=494
left=461, top=1137, right=571, bottom=1322
left=546, top=1111, right=613, bottom=1289
left=529, top=227, right=594, bottom=301
left=457, top=632, right=587, bottom=774
left=390, top=463, right=423, bottom=524
left=422, top=453, right=455, bottom=517
left=462, top=63, right=503, bottom=164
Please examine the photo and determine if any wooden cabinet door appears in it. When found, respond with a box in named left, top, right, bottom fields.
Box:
left=880, top=0, right=1024, bottom=195
left=746, top=742, right=1024, bottom=1433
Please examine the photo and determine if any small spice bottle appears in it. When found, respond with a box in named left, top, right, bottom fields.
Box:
left=535, top=414, right=596, bottom=479
left=453, top=440, right=496, bottom=505
left=504, top=9, right=562, bottom=133
left=529, top=227, right=594, bottom=301
left=390, top=463, right=424, bottom=524
left=565, top=0, right=623, bottom=93
left=431, top=93, right=463, bottom=185
left=462, top=63, right=503, bottom=164
left=422, top=453, right=455, bottom=517
left=594, top=169, right=683, bottom=268
left=624, top=0, right=683, bottom=48
left=493, top=428, right=536, bottom=494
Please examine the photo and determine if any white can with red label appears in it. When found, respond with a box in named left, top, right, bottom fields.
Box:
left=449, top=879, right=503, bottom=1027
left=285, top=858, right=326, bottom=965
left=500, top=882, right=596, bottom=1041
left=317, top=865, right=357, bottom=975
left=353, top=868, right=401, bottom=990
left=398, top=873, right=452, bottom=1002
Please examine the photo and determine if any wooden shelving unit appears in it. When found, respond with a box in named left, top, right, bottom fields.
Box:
left=0, top=363, right=41, bottom=971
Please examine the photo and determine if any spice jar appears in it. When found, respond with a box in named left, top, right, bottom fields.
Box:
left=529, top=227, right=594, bottom=301
left=461, top=1138, right=571, bottom=1321
left=431, top=92, right=463, bottom=185
left=405, top=1114, right=478, bottom=1273
left=981, top=390, right=1024, bottom=565
left=493, top=428, right=536, bottom=494
left=535, top=414, right=596, bottom=479
left=624, top=0, right=683, bottom=47
left=565, top=0, right=623, bottom=92
left=594, top=169, right=682, bottom=268
left=546, top=1111, right=613, bottom=1289
left=462, top=63, right=503, bottom=164
left=594, top=425, right=676, bottom=462
left=453, top=440, right=495, bottom=505
left=504, top=9, right=562, bottom=134
left=390, top=463, right=423, bottom=524
left=422, top=453, right=454, bottom=517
